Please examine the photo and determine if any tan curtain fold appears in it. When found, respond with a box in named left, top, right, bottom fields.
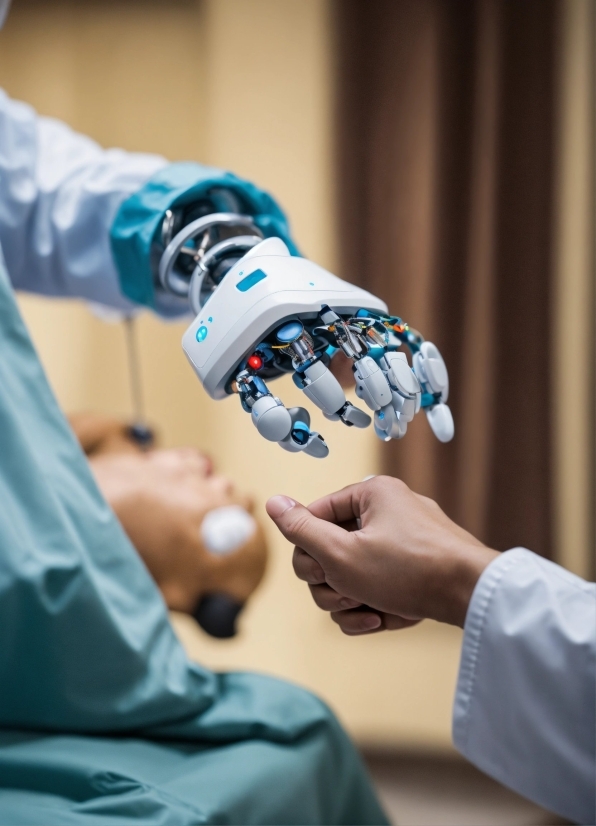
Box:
left=334, top=0, right=559, bottom=557
left=553, top=0, right=595, bottom=578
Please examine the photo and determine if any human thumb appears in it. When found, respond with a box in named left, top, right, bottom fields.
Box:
left=266, top=495, right=349, bottom=566
left=266, top=495, right=297, bottom=520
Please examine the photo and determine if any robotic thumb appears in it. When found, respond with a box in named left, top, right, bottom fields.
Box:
left=426, top=403, right=455, bottom=443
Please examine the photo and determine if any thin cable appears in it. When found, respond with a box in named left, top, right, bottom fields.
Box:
left=124, top=315, right=144, bottom=424
left=123, top=316, right=153, bottom=449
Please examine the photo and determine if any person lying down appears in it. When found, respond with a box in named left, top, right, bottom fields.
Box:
left=69, top=411, right=268, bottom=636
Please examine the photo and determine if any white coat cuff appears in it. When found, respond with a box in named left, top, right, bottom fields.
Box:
left=452, top=548, right=524, bottom=749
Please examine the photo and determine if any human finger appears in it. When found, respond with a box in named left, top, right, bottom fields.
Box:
left=292, top=547, right=326, bottom=584
left=306, top=482, right=367, bottom=525
left=309, top=583, right=361, bottom=612
left=266, top=496, right=353, bottom=565
left=330, top=607, right=382, bottom=635
left=382, top=614, right=422, bottom=631
left=331, top=609, right=420, bottom=635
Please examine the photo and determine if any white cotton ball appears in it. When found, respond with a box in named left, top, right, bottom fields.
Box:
left=200, top=506, right=257, bottom=555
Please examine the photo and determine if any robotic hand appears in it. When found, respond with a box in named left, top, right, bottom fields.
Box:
left=157, top=200, right=454, bottom=458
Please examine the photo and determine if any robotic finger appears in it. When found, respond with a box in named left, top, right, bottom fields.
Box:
left=372, top=350, right=422, bottom=440
left=412, top=341, right=454, bottom=442
left=338, top=402, right=372, bottom=428
left=250, top=394, right=292, bottom=441
left=278, top=407, right=329, bottom=458
left=235, top=372, right=292, bottom=442
left=293, top=358, right=371, bottom=429
left=235, top=372, right=330, bottom=457
left=413, top=341, right=449, bottom=399
left=426, top=403, right=454, bottom=443
left=374, top=403, right=404, bottom=441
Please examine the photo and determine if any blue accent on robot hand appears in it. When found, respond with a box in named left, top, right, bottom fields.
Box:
left=196, top=325, right=208, bottom=342
left=276, top=321, right=304, bottom=342
left=236, top=269, right=267, bottom=292
left=253, top=376, right=268, bottom=396
left=421, top=391, right=442, bottom=409
left=291, top=421, right=310, bottom=446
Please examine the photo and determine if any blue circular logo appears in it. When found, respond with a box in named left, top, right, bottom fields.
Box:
left=196, top=325, right=208, bottom=343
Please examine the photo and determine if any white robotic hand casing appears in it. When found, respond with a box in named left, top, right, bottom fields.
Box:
left=182, top=238, right=388, bottom=399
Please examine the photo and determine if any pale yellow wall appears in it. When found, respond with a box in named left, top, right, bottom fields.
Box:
left=0, top=0, right=463, bottom=748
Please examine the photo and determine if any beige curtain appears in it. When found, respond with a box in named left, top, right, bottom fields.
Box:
left=334, top=0, right=594, bottom=564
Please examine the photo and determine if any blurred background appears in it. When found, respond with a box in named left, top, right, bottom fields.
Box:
left=0, top=0, right=593, bottom=822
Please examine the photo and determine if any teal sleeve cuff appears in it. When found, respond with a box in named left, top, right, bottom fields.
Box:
left=110, top=161, right=298, bottom=312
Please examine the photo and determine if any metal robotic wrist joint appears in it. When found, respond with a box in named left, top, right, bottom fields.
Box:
left=156, top=202, right=454, bottom=457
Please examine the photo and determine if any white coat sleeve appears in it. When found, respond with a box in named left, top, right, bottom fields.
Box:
left=453, top=548, right=596, bottom=824
left=0, top=89, right=166, bottom=310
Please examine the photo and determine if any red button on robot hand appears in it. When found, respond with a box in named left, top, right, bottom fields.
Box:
left=248, top=354, right=263, bottom=370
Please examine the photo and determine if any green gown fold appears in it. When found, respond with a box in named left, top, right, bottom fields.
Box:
left=0, top=262, right=387, bottom=824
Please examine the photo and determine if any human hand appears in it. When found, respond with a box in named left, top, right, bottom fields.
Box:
left=90, top=448, right=267, bottom=614
left=266, top=476, right=498, bottom=633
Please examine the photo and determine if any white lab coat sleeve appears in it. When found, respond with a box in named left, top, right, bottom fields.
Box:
left=453, top=547, right=596, bottom=824
left=0, top=89, right=167, bottom=310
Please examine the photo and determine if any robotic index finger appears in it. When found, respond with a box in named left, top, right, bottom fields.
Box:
left=159, top=208, right=454, bottom=458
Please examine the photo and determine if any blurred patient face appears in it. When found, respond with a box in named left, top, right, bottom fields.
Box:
left=91, top=448, right=268, bottom=613
left=69, top=413, right=268, bottom=615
